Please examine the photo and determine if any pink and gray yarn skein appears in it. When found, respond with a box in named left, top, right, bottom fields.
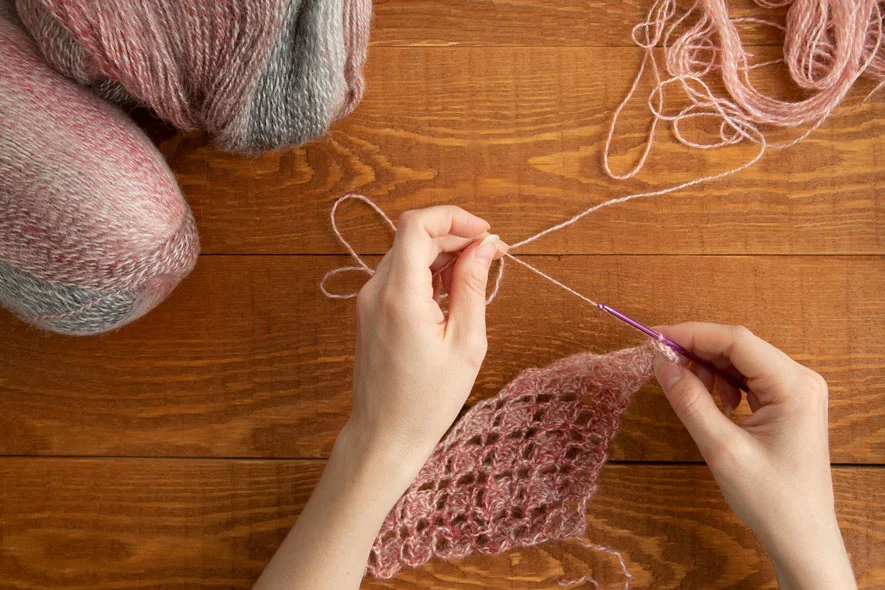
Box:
left=0, top=0, right=371, bottom=334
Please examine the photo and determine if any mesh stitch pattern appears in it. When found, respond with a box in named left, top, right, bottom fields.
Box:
left=368, top=343, right=659, bottom=578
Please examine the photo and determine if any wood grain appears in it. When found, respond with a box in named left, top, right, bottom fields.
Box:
left=2, top=255, right=882, bottom=463
left=370, top=0, right=789, bottom=47
left=2, top=2, right=883, bottom=588
left=0, top=459, right=881, bottom=589
left=167, top=48, right=885, bottom=255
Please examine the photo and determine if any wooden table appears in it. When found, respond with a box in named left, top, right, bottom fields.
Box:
left=1, top=1, right=883, bottom=588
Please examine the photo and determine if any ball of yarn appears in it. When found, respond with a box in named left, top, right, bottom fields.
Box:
left=15, top=0, right=372, bottom=153
left=0, top=3, right=199, bottom=335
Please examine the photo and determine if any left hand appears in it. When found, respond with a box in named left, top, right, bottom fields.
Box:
left=344, top=205, right=508, bottom=479
left=253, top=205, right=507, bottom=590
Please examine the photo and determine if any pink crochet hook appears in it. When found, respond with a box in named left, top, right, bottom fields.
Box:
left=597, top=303, right=750, bottom=393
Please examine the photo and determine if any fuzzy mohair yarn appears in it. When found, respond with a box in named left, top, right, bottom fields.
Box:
left=0, top=2, right=199, bottom=335
left=368, top=343, right=661, bottom=579
left=15, top=0, right=372, bottom=153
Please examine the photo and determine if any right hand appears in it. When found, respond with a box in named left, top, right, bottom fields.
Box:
left=653, top=322, right=855, bottom=590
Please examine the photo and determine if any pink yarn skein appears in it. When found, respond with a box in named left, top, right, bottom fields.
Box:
left=0, top=3, right=199, bottom=335
left=15, top=0, right=373, bottom=153
left=603, top=0, right=885, bottom=180
left=1, top=0, right=373, bottom=334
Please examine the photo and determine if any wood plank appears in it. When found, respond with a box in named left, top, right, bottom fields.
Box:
left=370, top=0, right=787, bottom=47
left=165, top=48, right=885, bottom=255
left=1, top=255, right=882, bottom=463
left=0, top=459, right=880, bottom=589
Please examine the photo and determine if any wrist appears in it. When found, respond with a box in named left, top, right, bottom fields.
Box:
left=332, top=420, right=426, bottom=504
left=766, top=521, right=855, bottom=590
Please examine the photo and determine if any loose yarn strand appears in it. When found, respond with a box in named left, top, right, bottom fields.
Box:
left=603, top=0, right=884, bottom=179
left=509, top=128, right=765, bottom=251
left=321, top=123, right=763, bottom=308
left=558, top=538, right=634, bottom=590
left=319, top=122, right=766, bottom=306
left=322, top=0, right=884, bottom=308
left=321, top=193, right=508, bottom=304
left=319, top=194, right=395, bottom=299
left=502, top=253, right=597, bottom=308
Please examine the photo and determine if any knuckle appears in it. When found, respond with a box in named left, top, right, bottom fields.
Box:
left=462, top=335, right=488, bottom=369
left=670, top=380, right=705, bottom=419
left=356, top=283, right=376, bottom=314
left=448, top=205, right=469, bottom=220
left=800, top=368, right=829, bottom=402
left=705, top=438, right=750, bottom=472
left=461, top=267, right=489, bottom=297
left=397, top=209, right=420, bottom=229
left=377, top=287, right=403, bottom=318
left=729, top=325, right=755, bottom=341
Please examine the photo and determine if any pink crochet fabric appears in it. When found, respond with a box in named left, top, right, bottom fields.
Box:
left=368, top=342, right=661, bottom=579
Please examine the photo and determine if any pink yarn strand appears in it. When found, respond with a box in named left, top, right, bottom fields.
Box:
left=558, top=538, right=633, bottom=590
left=319, top=194, right=395, bottom=299
left=502, top=253, right=598, bottom=307
left=322, top=0, right=883, bottom=309
left=509, top=129, right=765, bottom=251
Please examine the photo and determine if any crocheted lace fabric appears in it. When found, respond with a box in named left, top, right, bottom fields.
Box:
left=368, top=342, right=659, bottom=578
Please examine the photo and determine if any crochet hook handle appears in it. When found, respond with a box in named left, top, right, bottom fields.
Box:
left=597, top=304, right=749, bottom=393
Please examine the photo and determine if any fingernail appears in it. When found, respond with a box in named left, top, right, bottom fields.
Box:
left=474, top=234, right=499, bottom=266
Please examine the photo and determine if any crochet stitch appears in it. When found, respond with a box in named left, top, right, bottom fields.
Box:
left=0, top=3, right=199, bottom=335
left=368, top=343, right=661, bottom=579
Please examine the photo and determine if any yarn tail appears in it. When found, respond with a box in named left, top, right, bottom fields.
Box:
left=558, top=538, right=632, bottom=590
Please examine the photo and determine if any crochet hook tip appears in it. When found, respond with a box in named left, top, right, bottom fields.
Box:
left=597, top=303, right=750, bottom=394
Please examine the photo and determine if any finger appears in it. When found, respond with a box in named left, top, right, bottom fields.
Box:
left=716, top=376, right=742, bottom=415
left=445, top=235, right=501, bottom=346
left=441, top=262, right=455, bottom=297
left=392, top=206, right=490, bottom=274
left=692, top=363, right=715, bottom=393
left=658, top=323, right=805, bottom=406
left=431, top=234, right=507, bottom=274
left=689, top=358, right=741, bottom=414
left=654, top=355, right=738, bottom=457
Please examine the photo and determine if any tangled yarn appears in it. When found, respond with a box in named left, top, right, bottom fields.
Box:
left=15, top=0, right=372, bottom=153
left=603, top=0, right=885, bottom=180
left=369, top=343, right=665, bottom=582
left=0, top=3, right=199, bottom=335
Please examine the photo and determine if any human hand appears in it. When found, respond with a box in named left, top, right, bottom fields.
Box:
left=653, top=323, right=855, bottom=590
left=254, top=206, right=506, bottom=590
left=342, top=205, right=507, bottom=486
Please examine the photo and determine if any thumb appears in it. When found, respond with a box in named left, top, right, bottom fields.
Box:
left=446, top=234, right=499, bottom=344
left=654, top=355, right=737, bottom=459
